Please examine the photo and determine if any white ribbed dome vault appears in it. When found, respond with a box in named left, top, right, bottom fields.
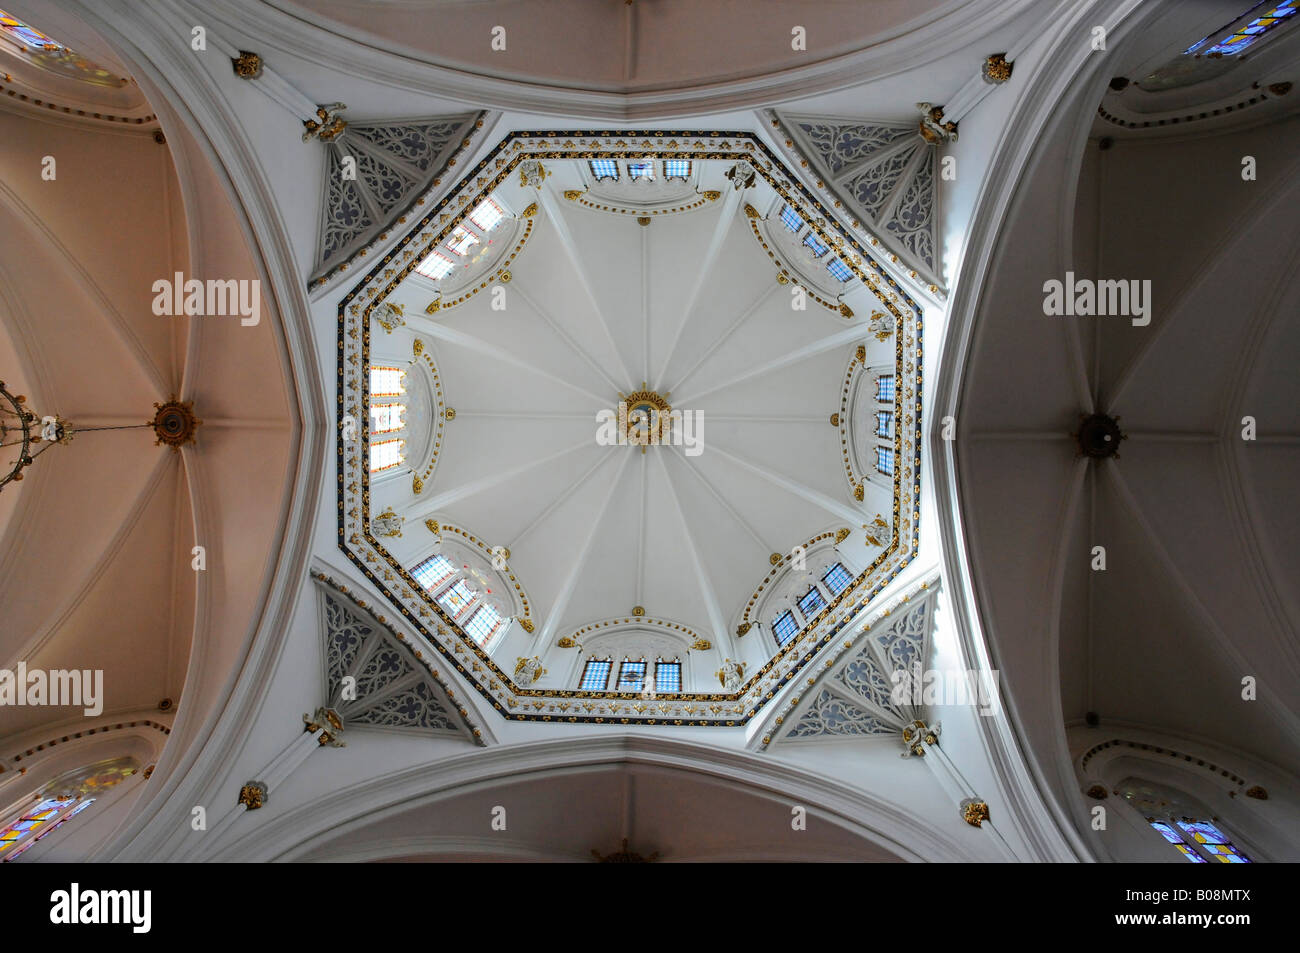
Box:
left=338, top=131, right=924, bottom=725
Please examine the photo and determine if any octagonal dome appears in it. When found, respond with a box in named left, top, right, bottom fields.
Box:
left=338, top=129, right=923, bottom=726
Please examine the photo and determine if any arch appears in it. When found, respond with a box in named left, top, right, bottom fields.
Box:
left=201, top=735, right=984, bottom=863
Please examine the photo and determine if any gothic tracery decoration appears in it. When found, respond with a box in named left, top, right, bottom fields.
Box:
left=315, top=112, right=483, bottom=276
left=773, top=112, right=941, bottom=279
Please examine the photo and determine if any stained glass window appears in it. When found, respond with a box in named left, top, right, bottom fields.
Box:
left=580, top=659, right=612, bottom=690
left=416, top=251, right=455, bottom=280
left=370, top=403, right=405, bottom=434
left=589, top=159, right=619, bottom=181
left=370, top=366, right=405, bottom=397
left=663, top=160, right=691, bottom=181
left=798, top=586, right=827, bottom=618
left=5, top=799, right=93, bottom=861
left=628, top=161, right=655, bottom=181
left=369, top=438, right=403, bottom=472
left=1149, top=821, right=1207, bottom=862
left=876, top=410, right=894, bottom=438
left=822, top=562, right=852, bottom=596
left=1176, top=820, right=1251, bottom=863
left=826, top=257, right=854, bottom=282
left=464, top=604, right=502, bottom=645
left=447, top=226, right=479, bottom=256
left=655, top=660, right=682, bottom=693
left=773, top=610, right=799, bottom=646
left=803, top=233, right=829, bottom=258
left=412, top=554, right=456, bottom=590
left=470, top=197, right=506, bottom=232
left=876, top=375, right=895, bottom=402
left=876, top=447, right=895, bottom=475
left=1187, top=0, right=1297, bottom=55
left=0, top=10, right=120, bottom=86
left=0, top=9, right=60, bottom=48
left=436, top=579, right=474, bottom=616
left=780, top=204, right=804, bottom=233
left=616, top=660, right=647, bottom=691
left=0, top=797, right=68, bottom=854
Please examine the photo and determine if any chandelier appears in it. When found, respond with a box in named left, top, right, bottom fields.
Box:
left=1, top=378, right=200, bottom=494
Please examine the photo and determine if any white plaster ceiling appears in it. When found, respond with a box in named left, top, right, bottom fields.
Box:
left=953, top=3, right=1300, bottom=796
left=374, top=153, right=903, bottom=681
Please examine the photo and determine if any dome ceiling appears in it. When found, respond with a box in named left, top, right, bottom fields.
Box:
left=338, top=130, right=925, bottom=725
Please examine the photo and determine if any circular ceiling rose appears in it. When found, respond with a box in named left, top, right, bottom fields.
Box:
left=337, top=130, right=923, bottom=725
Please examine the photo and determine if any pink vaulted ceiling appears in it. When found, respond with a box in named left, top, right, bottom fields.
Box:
left=275, top=0, right=951, bottom=92
left=0, top=84, right=294, bottom=742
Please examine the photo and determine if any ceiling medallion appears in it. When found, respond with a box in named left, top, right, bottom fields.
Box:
left=150, top=399, right=201, bottom=450
left=1073, top=413, right=1125, bottom=459
left=617, top=388, right=673, bottom=448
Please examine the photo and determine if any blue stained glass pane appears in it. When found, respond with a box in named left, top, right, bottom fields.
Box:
left=628, top=161, right=655, bottom=180
left=1150, top=820, right=1185, bottom=844
left=616, top=660, right=647, bottom=691
left=826, top=257, right=853, bottom=282
left=876, top=411, right=894, bottom=437
left=803, top=233, right=829, bottom=257
left=1189, top=1, right=1297, bottom=55
left=780, top=204, right=804, bottom=233
left=876, top=375, right=895, bottom=402
left=589, top=159, right=619, bottom=181
left=798, top=586, right=827, bottom=617
left=464, top=604, right=501, bottom=644
left=822, top=562, right=852, bottom=595
left=411, top=554, right=455, bottom=590
left=655, top=661, right=682, bottom=693
left=580, top=659, right=612, bottom=690
left=876, top=447, right=895, bottom=475
left=663, top=159, right=691, bottom=180
left=773, top=611, right=798, bottom=646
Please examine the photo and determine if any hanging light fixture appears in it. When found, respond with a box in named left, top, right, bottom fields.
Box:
left=1, top=378, right=200, bottom=495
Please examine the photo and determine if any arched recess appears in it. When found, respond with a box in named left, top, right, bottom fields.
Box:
left=1069, top=724, right=1299, bottom=863
left=0, top=715, right=171, bottom=862
left=199, top=735, right=983, bottom=863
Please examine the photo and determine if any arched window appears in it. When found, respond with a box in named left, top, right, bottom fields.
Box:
left=412, top=549, right=511, bottom=648
left=0, top=9, right=119, bottom=85
left=411, top=553, right=456, bottom=590
left=0, top=757, right=138, bottom=861
left=875, top=447, right=895, bottom=476
left=663, top=160, right=691, bottom=182
left=579, top=658, right=613, bottom=690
